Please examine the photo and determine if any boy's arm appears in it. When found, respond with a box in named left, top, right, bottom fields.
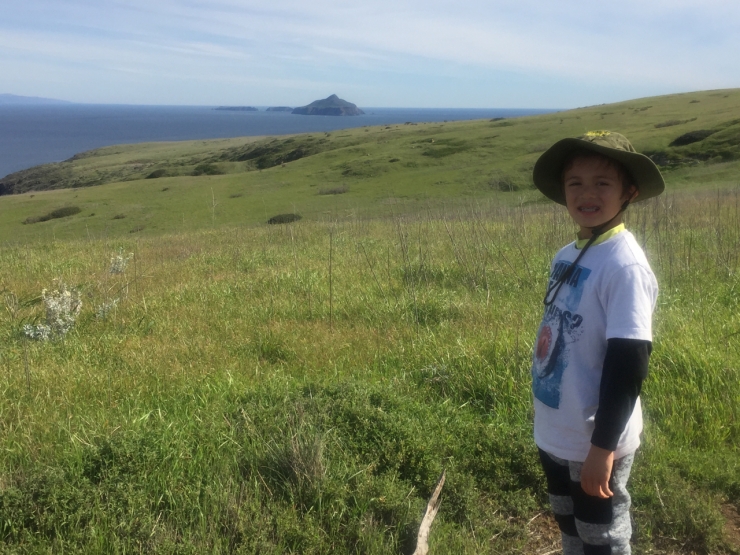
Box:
left=591, top=338, right=652, bottom=451
left=581, top=338, right=651, bottom=497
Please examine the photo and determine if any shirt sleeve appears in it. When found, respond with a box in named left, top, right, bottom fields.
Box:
left=603, top=263, right=657, bottom=341
left=591, top=338, right=652, bottom=451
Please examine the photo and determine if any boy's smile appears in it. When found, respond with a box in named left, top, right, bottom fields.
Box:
left=563, top=157, right=637, bottom=240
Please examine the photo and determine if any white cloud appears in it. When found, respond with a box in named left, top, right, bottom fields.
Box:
left=1, top=0, right=738, bottom=105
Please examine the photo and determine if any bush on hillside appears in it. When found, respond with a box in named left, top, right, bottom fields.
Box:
left=267, top=213, right=302, bottom=225
left=23, top=206, right=81, bottom=224
left=670, top=130, right=716, bottom=146
left=655, top=118, right=696, bottom=129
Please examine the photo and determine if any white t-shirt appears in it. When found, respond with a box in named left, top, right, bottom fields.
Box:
left=532, top=229, right=658, bottom=462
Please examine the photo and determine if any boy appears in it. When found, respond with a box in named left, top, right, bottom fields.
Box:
left=530, top=131, right=664, bottom=555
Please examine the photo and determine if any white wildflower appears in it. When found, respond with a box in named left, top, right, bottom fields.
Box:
left=24, top=282, right=82, bottom=340
left=95, top=298, right=119, bottom=319
left=23, top=323, right=51, bottom=341
left=110, top=249, right=133, bottom=274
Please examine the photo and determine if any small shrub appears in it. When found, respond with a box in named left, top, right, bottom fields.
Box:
left=161, top=187, right=170, bottom=192
left=112, top=214, right=126, bottom=220
left=129, top=226, right=145, bottom=233
left=388, top=158, right=400, bottom=163
left=23, top=206, right=81, bottom=224
left=318, top=185, right=349, bottom=195
left=690, top=99, right=700, bottom=103
left=229, top=193, right=243, bottom=198
left=267, top=213, right=302, bottom=225
left=146, top=169, right=168, bottom=179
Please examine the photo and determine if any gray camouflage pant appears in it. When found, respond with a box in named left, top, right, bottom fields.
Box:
left=538, top=449, right=635, bottom=555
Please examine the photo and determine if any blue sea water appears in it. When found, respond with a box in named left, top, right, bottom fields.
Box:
left=0, top=104, right=555, bottom=179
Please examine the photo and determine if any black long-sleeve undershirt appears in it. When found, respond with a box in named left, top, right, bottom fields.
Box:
left=591, top=338, right=652, bottom=451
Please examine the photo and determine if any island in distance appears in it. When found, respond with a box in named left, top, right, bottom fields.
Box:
left=214, top=106, right=258, bottom=111
left=266, top=106, right=293, bottom=112
left=292, top=94, right=364, bottom=116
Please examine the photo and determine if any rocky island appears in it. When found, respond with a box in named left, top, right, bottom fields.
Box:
left=266, top=106, right=293, bottom=112
left=292, top=94, right=364, bottom=116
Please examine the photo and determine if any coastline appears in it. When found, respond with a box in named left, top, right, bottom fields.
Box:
left=0, top=105, right=555, bottom=179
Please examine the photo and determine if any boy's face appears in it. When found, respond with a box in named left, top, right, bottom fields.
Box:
left=563, top=156, right=637, bottom=239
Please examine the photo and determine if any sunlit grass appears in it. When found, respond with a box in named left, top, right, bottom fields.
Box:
left=0, top=187, right=738, bottom=553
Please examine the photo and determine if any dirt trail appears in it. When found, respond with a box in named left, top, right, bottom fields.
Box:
left=722, top=503, right=740, bottom=552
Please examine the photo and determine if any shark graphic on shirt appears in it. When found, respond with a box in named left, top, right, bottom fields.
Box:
left=532, top=260, right=591, bottom=408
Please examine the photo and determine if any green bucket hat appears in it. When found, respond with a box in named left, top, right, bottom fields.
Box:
left=532, top=130, right=665, bottom=205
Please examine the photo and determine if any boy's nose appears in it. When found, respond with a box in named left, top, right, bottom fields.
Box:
left=583, top=183, right=601, bottom=196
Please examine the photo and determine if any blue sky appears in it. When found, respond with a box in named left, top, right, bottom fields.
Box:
left=1, top=0, right=739, bottom=108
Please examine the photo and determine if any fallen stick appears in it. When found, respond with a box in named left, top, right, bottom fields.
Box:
left=412, top=470, right=446, bottom=555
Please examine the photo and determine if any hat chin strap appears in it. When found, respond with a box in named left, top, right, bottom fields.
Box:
left=543, top=199, right=631, bottom=306
left=588, top=199, right=631, bottom=237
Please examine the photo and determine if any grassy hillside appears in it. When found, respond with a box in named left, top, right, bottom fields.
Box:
left=1, top=195, right=738, bottom=553
left=0, top=89, right=739, bottom=553
left=1, top=88, right=739, bottom=243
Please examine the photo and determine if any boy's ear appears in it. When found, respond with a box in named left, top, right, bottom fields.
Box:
left=626, top=186, right=639, bottom=202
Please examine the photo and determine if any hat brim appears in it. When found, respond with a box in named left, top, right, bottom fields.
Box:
left=532, top=137, right=665, bottom=205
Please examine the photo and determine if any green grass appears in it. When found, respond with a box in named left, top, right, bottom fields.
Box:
left=0, top=89, right=739, bottom=553
left=0, top=188, right=739, bottom=553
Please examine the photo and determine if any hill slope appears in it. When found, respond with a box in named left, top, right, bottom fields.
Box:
left=1, top=88, right=739, bottom=242
left=0, top=93, right=71, bottom=105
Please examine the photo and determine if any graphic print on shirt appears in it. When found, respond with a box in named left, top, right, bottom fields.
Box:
left=532, top=260, right=591, bottom=408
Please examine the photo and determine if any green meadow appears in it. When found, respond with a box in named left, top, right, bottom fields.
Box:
left=0, top=89, right=739, bottom=554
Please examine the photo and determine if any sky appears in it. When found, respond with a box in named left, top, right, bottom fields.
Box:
left=1, top=0, right=739, bottom=108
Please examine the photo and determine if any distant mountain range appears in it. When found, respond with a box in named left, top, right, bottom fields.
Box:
left=292, top=94, right=364, bottom=116
left=0, top=94, right=71, bottom=105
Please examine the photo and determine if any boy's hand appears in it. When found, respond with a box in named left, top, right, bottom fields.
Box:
left=581, top=445, right=614, bottom=498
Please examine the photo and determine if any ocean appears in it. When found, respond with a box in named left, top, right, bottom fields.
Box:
left=0, top=104, right=555, bottom=179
